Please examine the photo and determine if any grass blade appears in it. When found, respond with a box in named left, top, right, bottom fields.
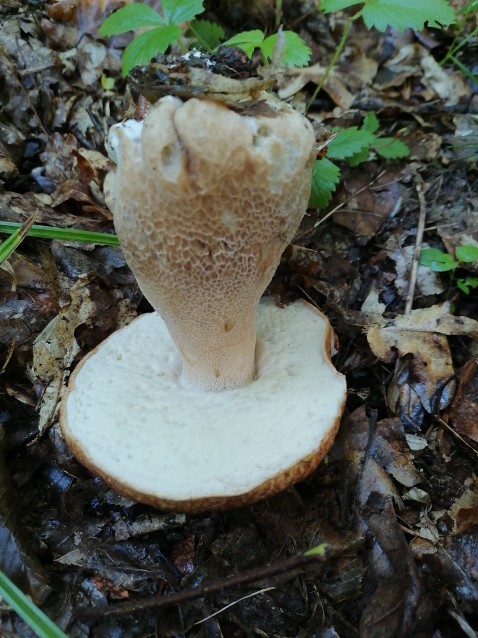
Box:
left=0, top=214, right=37, bottom=265
left=0, top=569, right=68, bottom=638
left=0, top=222, right=119, bottom=247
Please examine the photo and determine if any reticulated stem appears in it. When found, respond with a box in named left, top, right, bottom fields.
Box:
left=164, top=305, right=258, bottom=392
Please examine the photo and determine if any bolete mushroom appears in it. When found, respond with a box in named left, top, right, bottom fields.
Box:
left=60, top=93, right=347, bottom=512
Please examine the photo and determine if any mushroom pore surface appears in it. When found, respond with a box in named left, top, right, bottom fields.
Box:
left=61, top=298, right=346, bottom=511
left=109, top=96, right=316, bottom=391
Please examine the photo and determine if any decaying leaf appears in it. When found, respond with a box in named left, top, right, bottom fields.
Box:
left=449, top=357, right=478, bottom=443
left=340, top=407, right=422, bottom=508
left=31, top=278, right=98, bottom=434
left=364, top=303, right=478, bottom=422
left=359, top=493, right=426, bottom=638
left=448, top=476, right=478, bottom=534
left=277, top=63, right=354, bottom=108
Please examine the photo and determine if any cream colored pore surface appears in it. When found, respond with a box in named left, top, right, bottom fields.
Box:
left=63, top=299, right=346, bottom=500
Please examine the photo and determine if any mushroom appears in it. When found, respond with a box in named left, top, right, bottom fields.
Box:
left=60, top=94, right=347, bottom=512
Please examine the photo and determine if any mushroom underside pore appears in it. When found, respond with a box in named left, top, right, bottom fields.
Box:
left=61, top=299, right=346, bottom=512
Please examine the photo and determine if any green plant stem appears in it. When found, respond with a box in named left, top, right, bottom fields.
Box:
left=449, top=54, right=478, bottom=85
left=440, top=24, right=478, bottom=65
left=0, top=222, right=119, bottom=246
left=306, top=15, right=354, bottom=113
left=275, top=0, right=283, bottom=29
left=187, top=22, right=212, bottom=51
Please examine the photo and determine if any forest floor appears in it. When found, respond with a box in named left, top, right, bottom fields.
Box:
left=0, top=1, right=477, bottom=637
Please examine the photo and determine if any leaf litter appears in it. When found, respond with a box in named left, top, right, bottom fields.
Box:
left=0, top=1, right=477, bottom=636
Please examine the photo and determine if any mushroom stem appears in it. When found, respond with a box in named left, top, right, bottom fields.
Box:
left=108, top=95, right=316, bottom=392
left=171, top=303, right=257, bottom=391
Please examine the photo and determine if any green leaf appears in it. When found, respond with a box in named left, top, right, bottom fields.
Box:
left=362, top=112, right=380, bottom=134
left=310, top=158, right=341, bottom=208
left=188, top=19, right=225, bottom=50
left=361, top=0, right=455, bottom=32
left=161, top=0, right=204, bottom=25
left=373, top=137, right=410, bottom=158
left=457, top=276, right=478, bottom=294
left=327, top=127, right=375, bottom=160
left=262, top=32, right=311, bottom=67
left=419, top=248, right=458, bottom=272
left=122, top=24, right=181, bottom=75
left=304, top=543, right=327, bottom=557
left=0, top=569, right=68, bottom=638
left=347, top=146, right=370, bottom=165
left=456, top=244, right=478, bottom=263
left=99, top=4, right=165, bottom=37
left=321, top=0, right=363, bottom=11
left=223, top=30, right=265, bottom=58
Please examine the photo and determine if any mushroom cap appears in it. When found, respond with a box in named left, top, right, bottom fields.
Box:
left=60, top=299, right=346, bottom=512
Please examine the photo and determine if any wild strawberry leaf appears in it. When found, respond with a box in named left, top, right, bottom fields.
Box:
left=262, top=31, right=312, bottom=67
left=310, top=158, right=341, bottom=209
left=321, top=0, right=455, bottom=31
left=188, top=19, right=225, bottom=50
left=362, top=112, right=380, bottom=134
left=321, top=0, right=362, bottom=11
left=99, top=4, right=165, bottom=37
left=373, top=137, right=410, bottom=159
left=223, top=30, right=265, bottom=58
left=362, top=0, right=455, bottom=31
left=161, top=0, right=204, bottom=25
left=327, top=127, right=375, bottom=160
left=122, top=24, right=181, bottom=76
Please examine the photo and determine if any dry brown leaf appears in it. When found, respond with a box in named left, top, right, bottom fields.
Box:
left=420, top=53, right=471, bottom=106
left=339, top=407, right=421, bottom=509
left=448, top=476, right=478, bottom=534
left=32, top=278, right=98, bottom=434
left=363, top=303, right=478, bottom=419
left=368, top=303, right=478, bottom=339
left=449, top=357, right=478, bottom=443
left=278, top=64, right=354, bottom=109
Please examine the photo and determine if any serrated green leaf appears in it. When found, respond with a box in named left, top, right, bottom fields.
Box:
left=262, top=32, right=311, bottom=67
left=310, top=158, right=341, bottom=208
left=321, top=0, right=363, bottom=12
left=373, top=137, right=410, bottom=159
left=223, top=30, right=265, bottom=58
left=419, top=248, right=458, bottom=272
left=188, top=19, right=225, bottom=50
left=122, top=24, right=181, bottom=76
left=347, top=146, right=370, bottom=165
left=99, top=4, right=165, bottom=37
left=327, top=127, right=375, bottom=160
left=362, top=0, right=455, bottom=32
left=161, top=0, right=204, bottom=25
left=362, top=112, right=380, bottom=134
left=456, top=244, right=478, bottom=263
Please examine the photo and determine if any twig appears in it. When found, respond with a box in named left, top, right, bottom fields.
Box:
left=76, top=550, right=326, bottom=620
left=297, top=170, right=388, bottom=242
left=404, top=176, right=427, bottom=315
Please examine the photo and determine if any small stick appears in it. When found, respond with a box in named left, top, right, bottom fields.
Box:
left=297, top=170, right=388, bottom=241
left=405, top=176, right=427, bottom=315
left=76, top=550, right=326, bottom=620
